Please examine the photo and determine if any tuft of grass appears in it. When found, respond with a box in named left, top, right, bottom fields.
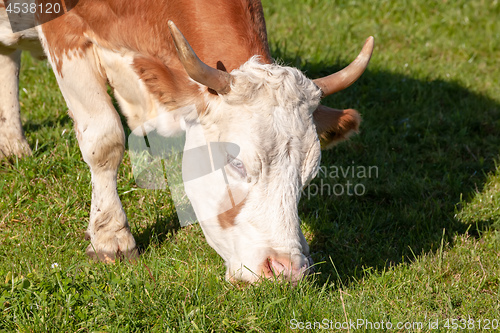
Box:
left=1, top=0, right=500, bottom=330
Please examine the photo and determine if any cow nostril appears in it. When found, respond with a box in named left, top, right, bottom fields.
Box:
left=266, top=258, right=286, bottom=277
left=263, top=256, right=310, bottom=281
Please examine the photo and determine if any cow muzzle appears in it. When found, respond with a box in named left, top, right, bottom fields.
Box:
left=261, top=253, right=314, bottom=284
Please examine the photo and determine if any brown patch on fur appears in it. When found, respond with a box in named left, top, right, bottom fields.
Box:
left=132, top=56, right=202, bottom=108
left=243, top=0, right=271, bottom=62
left=313, top=105, right=361, bottom=149
left=38, top=0, right=93, bottom=76
left=218, top=187, right=247, bottom=229
left=40, top=0, right=272, bottom=110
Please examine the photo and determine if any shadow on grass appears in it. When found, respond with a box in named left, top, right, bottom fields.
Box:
left=286, top=54, right=500, bottom=286
left=24, top=116, right=72, bottom=132
left=134, top=210, right=181, bottom=254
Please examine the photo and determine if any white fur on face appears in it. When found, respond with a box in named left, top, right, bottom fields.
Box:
left=184, top=57, right=323, bottom=282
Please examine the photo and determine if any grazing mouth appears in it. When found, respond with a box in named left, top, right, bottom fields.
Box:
left=262, top=255, right=314, bottom=281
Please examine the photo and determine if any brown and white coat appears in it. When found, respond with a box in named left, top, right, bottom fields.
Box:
left=0, top=0, right=372, bottom=283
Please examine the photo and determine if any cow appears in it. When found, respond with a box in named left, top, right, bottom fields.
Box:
left=0, top=0, right=373, bottom=283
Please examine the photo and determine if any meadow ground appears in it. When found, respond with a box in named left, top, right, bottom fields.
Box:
left=1, top=0, right=500, bottom=331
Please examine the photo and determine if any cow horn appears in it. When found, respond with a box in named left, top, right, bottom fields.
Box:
left=168, top=21, right=232, bottom=95
left=313, top=36, right=374, bottom=97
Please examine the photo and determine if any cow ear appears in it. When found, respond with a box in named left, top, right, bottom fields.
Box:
left=313, top=104, right=361, bottom=149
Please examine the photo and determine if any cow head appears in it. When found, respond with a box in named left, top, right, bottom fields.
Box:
left=168, top=22, right=373, bottom=283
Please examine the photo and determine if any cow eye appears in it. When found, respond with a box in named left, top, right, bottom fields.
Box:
left=227, top=154, right=247, bottom=178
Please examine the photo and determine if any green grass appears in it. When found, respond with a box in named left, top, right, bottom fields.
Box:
left=1, top=0, right=500, bottom=331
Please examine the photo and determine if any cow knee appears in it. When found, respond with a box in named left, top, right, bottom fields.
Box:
left=76, top=123, right=125, bottom=171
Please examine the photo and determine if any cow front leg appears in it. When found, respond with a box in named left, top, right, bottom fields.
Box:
left=41, top=44, right=137, bottom=262
left=75, top=103, right=137, bottom=262
left=79, top=126, right=137, bottom=261
left=83, top=149, right=138, bottom=262
left=77, top=107, right=137, bottom=262
left=0, top=50, right=32, bottom=158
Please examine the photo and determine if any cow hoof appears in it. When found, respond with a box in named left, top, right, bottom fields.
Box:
left=85, top=230, right=138, bottom=263
left=0, top=141, right=32, bottom=160
left=86, top=245, right=139, bottom=263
